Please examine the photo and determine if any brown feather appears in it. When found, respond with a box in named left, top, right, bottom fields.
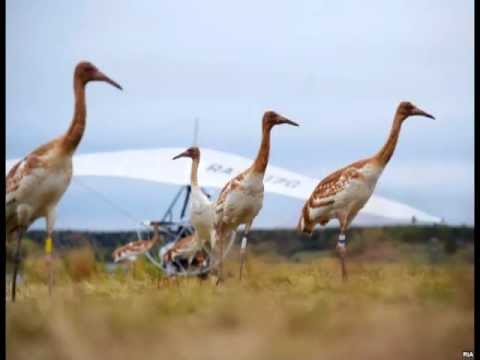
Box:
left=6, top=154, right=46, bottom=194
left=309, top=158, right=370, bottom=203
left=215, top=170, right=247, bottom=213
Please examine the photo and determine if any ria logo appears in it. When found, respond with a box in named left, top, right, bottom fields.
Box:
left=205, top=163, right=301, bottom=189
left=206, top=164, right=234, bottom=176
left=463, top=351, right=474, bottom=359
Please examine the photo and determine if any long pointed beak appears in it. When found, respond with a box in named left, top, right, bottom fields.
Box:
left=96, top=71, right=123, bottom=90
left=172, top=151, right=190, bottom=160
left=278, top=117, right=299, bottom=127
left=413, top=107, right=435, bottom=119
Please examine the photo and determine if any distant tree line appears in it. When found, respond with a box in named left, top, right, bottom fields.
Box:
left=22, top=225, right=473, bottom=262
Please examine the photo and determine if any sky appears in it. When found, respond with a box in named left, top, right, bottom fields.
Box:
left=6, top=0, right=474, bottom=230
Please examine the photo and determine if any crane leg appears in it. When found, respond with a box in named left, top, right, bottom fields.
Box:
left=337, top=233, right=348, bottom=281
left=125, top=261, right=131, bottom=277
left=45, top=209, right=56, bottom=297
left=45, top=237, right=54, bottom=297
left=209, top=229, right=217, bottom=252
left=215, top=226, right=225, bottom=286
left=336, top=214, right=348, bottom=281
left=11, top=227, right=25, bottom=302
left=239, top=223, right=252, bottom=281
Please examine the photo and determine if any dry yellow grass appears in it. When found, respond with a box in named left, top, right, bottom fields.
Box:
left=6, top=252, right=474, bottom=360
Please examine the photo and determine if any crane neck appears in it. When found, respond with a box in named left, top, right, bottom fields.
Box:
left=251, top=125, right=272, bottom=175
left=190, top=157, right=200, bottom=187
left=62, top=77, right=86, bottom=154
left=374, top=112, right=405, bottom=167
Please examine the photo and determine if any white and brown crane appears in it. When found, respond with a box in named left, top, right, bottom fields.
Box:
left=161, top=232, right=208, bottom=270
left=112, top=223, right=162, bottom=264
left=6, top=61, right=122, bottom=301
left=297, top=101, right=434, bottom=280
left=172, top=146, right=216, bottom=252
left=214, top=111, right=299, bottom=283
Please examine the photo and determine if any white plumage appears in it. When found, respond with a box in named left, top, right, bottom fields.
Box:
left=172, top=146, right=216, bottom=251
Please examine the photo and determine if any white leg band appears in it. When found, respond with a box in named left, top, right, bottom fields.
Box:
left=241, top=236, right=248, bottom=251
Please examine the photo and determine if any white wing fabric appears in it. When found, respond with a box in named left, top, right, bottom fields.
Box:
left=6, top=147, right=441, bottom=224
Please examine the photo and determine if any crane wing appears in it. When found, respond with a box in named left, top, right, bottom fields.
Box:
left=214, top=170, right=247, bottom=220
left=5, top=155, right=48, bottom=232
left=6, top=138, right=61, bottom=203
left=309, top=159, right=369, bottom=207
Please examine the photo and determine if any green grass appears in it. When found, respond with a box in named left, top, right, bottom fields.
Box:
left=6, top=245, right=474, bottom=360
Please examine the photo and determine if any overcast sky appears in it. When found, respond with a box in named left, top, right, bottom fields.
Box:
left=6, top=0, right=473, bottom=230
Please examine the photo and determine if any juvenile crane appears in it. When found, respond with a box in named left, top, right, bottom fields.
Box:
left=172, top=147, right=216, bottom=251
left=215, top=111, right=299, bottom=283
left=112, top=223, right=161, bottom=263
left=161, top=233, right=208, bottom=270
left=297, top=101, right=434, bottom=280
left=6, top=61, right=122, bottom=301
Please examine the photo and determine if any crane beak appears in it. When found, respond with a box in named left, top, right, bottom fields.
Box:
left=412, top=107, right=435, bottom=119
left=278, top=116, right=299, bottom=127
left=95, top=71, right=123, bottom=90
left=172, top=150, right=190, bottom=160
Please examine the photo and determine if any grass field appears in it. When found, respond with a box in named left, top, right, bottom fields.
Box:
left=6, top=241, right=474, bottom=360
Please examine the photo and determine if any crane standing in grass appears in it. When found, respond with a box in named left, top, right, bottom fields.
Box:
left=172, top=146, right=216, bottom=252
left=6, top=61, right=122, bottom=301
left=214, top=111, right=299, bottom=283
left=161, top=232, right=208, bottom=271
left=297, top=101, right=435, bottom=280
left=112, top=222, right=163, bottom=280
left=112, top=223, right=162, bottom=264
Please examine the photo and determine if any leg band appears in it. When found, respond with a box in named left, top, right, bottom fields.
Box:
left=241, top=236, right=248, bottom=250
left=45, top=237, right=53, bottom=255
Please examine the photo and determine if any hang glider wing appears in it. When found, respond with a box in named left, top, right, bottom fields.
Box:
left=5, top=147, right=441, bottom=224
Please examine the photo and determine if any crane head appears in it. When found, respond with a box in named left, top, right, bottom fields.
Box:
left=172, top=146, right=200, bottom=160
left=263, top=110, right=299, bottom=130
left=75, top=61, right=122, bottom=90
left=397, top=101, right=435, bottom=120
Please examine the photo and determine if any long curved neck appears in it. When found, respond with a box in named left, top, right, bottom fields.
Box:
left=251, top=125, right=272, bottom=175
left=62, top=77, right=86, bottom=154
left=190, top=157, right=199, bottom=187
left=374, top=112, right=405, bottom=167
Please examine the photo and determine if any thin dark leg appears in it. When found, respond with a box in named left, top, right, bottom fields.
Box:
left=216, top=227, right=224, bottom=286
left=45, top=212, right=56, bottom=298
left=11, top=229, right=24, bottom=302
